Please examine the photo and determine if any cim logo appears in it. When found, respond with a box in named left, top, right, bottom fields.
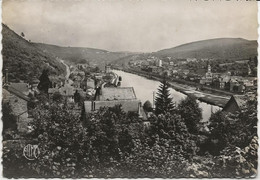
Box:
left=23, top=144, right=40, bottom=160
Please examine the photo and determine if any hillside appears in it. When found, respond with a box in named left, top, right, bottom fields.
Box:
left=111, top=38, right=257, bottom=67
left=33, top=43, right=137, bottom=70
left=2, top=24, right=66, bottom=83
left=155, top=38, right=257, bottom=60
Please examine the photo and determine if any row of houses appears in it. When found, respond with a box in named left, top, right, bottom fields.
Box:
left=200, top=65, right=257, bottom=93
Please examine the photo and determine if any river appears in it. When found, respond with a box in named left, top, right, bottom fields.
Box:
left=113, top=70, right=221, bottom=122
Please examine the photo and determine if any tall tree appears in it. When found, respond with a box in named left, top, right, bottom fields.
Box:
left=177, top=96, right=202, bottom=134
left=37, top=69, right=52, bottom=94
left=155, top=78, right=175, bottom=115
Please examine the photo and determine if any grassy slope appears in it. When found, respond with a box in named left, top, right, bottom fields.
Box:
left=33, top=43, right=137, bottom=70
left=2, top=24, right=66, bottom=83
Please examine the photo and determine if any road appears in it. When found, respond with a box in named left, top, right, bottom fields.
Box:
left=59, top=58, right=73, bottom=84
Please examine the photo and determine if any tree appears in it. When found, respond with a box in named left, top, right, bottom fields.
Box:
left=29, top=103, right=87, bottom=177
left=53, top=91, right=63, bottom=102
left=177, top=96, right=202, bottom=134
left=37, top=69, right=52, bottom=94
left=155, top=78, right=175, bottom=115
left=143, top=100, right=153, bottom=112
left=208, top=98, right=257, bottom=154
left=2, top=102, right=17, bottom=139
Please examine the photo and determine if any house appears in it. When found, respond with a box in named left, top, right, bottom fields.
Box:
left=183, top=69, right=190, bottom=75
left=200, top=65, right=213, bottom=85
left=49, top=76, right=65, bottom=88
left=219, top=78, right=225, bottom=89
left=48, top=87, right=59, bottom=98
left=220, top=73, right=231, bottom=83
left=3, top=83, right=32, bottom=134
left=149, top=66, right=158, bottom=73
left=59, top=84, right=75, bottom=103
left=77, top=64, right=88, bottom=70
left=9, top=83, right=29, bottom=95
left=82, top=87, right=147, bottom=120
left=163, top=70, right=172, bottom=77
left=105, top=65, right=111, bottom=73
left=229, top=79, right=245, bottom=93
left=29, top=77, right=40, bottom=95
left=81, top=78, right=95, bottom=91
left=187, top=58, right=197, bottom=62
left=243, top=77, right=257, bottom=87
left=223, top=95, right=248, bottom=114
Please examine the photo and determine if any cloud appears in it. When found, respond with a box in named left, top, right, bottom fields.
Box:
left=2, top=0, right=258, bottom=52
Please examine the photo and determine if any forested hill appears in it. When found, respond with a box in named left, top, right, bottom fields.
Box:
left=2, top=24, right=66, bottom=83
left=155, top=38, right=257, bottom=60
left=111, top=38, right=257, bottom=67
left=33, top=43, right=136, bottom=70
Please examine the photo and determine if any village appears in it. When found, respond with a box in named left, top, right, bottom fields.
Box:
left=2, top=56, right=256, bottom=139
left=124, top=56, right=257, bottom=94
left=2, top=62, right=153, bottom=139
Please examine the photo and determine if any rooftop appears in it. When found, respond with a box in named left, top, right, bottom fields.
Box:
left=3, top=85, right=30, bottom=102
left=59, top=84, right=75, bottom=96
left=233, top=95, right=248, bottom=109
left=9, top=83, right=29, bottom=95
left=99, top=87, right=137, bottom=101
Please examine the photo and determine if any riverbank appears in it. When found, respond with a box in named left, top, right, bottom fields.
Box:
left=114, top=68, right=230, bottom=108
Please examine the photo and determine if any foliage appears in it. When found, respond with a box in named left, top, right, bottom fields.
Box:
left=143, top=100, right=153, bottom=112
left=121, top=137, right=190, bottom=178
left=37, top=69, right=52, bottom=94
left=155, top=78, right=175, bottom=115
left=28, top=103, right=85, bottom=177
left=3, top=145, right=40, bottom=178
left=2, top=102, right=17, bottom=139
left=177, top=96, right=202, bottom=134
left=2, top=102, right=17, bottom=131
left=148, top=113, right=198, bottom=158
left=209, top=99, right=257, bottom=154
left=52, top=91, right=63, bottom=102
left=212, top=136, right=258, bottom=177
left=2, top=24, right=65, bottom=83
left=2, top=98, right=257, bottom=178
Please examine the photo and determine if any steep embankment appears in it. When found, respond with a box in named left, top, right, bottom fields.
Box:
left=2, top=24, right=66, bottom=83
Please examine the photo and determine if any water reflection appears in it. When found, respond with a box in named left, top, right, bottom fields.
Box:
left=113, top=70, right=222, bottom=122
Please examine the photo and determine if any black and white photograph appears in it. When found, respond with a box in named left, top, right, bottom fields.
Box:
left=1, top=0, right=258, bottom=178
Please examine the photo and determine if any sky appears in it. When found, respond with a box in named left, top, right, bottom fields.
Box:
left=2, top=0, right=258, bottom=52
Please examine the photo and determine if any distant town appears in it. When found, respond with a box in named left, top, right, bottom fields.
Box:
left=115, top=55, right=257, bottom=94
